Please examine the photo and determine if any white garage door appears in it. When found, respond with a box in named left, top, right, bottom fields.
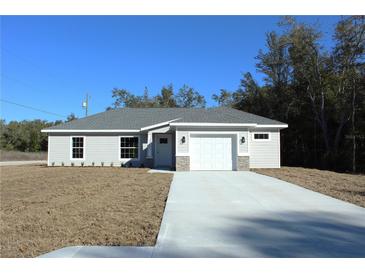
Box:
left=190, top=135, right=234, bottom=170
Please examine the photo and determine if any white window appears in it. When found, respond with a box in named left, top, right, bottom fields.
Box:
left=120, top=136, right=139, bottom=159
left=71, top=137, right=84, bottom=159
left=253, top=133, right=270, bottom=140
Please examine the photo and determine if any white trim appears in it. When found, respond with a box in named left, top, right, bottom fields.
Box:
left=47, top=135, right=50, bottom=166
left=170, top=122, right=257, bottom=127
left=175, top=152, right=190, bottom=157
left=170, top=122, right=288, bottom=128
left=41, top=123, right=288, bottom=133
left=140, top=118, right=180, bottom=131
left=252, top=132, right=271, bottom=141
left=175, top=131, right=251, bottom=157
left=118, top=135, right=140, bottom=161
left=277, top=128, right=281, bottom=167
left=256, top=124, right=288, bottom=128
left=247, top=130, right=251, bottom=157
left=189, top=131, right=240, bottom=134
left=42, top=129, right=140, bottom=133
left=70, top=136, right=85, bottom=161
left=175, top=129, right=178, bottom=156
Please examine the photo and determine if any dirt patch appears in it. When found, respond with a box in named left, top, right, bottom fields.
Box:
left=252, top=167, right=365, bottom=208
left=0, top=165, right=173, bottom=257
left=0, top=150, right=47, bottom=161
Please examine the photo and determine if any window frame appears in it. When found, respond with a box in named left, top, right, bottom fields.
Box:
left=119, top=135, right=140, bottom=161
left=252, top=132, right=271, bottom=141
left=159, top=137, right=168, bottom=144
left=70, top=136, right=85, bottom=160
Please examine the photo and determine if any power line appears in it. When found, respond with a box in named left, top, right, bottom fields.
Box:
left=0, top=99, right=66, bottom=118
left=1, top=73, right=49, bottom=95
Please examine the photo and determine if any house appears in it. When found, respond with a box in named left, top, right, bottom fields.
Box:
left=41, top=107, right=288, bottom=171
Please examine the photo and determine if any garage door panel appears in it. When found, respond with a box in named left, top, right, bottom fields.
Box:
left=190, top=135, right=234, bottom=171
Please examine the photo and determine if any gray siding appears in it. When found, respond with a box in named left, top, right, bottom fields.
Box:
left=48, top=133, right=146, bottom=167
left=48, top=127, right=282, bottom=169
left=48, top=135, right=70, bottom=165
left=249, top=129, right=280, bottom=168
left=176, top=131, right=189, bottom=154
left=238, top=131, right=248, bottom=154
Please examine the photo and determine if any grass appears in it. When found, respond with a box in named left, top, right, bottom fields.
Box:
left=0, top=150, right=47, bottom=161
left=253, top=167, right=365, bottom=208
left=0, top=165, right=173, bottom=258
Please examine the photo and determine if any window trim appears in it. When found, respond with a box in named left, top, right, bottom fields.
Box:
left=252, top=132, right=271, bottom=141
left=70, top=136, right=85, bottom=160
left=119, top=135, right=140, bottom=161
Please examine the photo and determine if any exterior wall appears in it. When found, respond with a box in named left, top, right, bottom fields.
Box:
left=249, top=128, right=281, bottom=168
left=176, top=156, right=190, bottom=171
left=48, top=133, right=147, bottom=167
left=47, top=126, right=282, bottom=169
left=176, top=131, right=188, bottom=154
left=238, top=131, right=248, bottom=154
left=48, top=135, right=70, bottom=165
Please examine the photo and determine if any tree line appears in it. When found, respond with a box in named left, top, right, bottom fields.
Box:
left=107, top=84, right=206, bottom=109
left=1, top=16, right=363, bottom=172
left=211, top=16, right=365, bottom=172
left=0, top=114, right=77, bottom=152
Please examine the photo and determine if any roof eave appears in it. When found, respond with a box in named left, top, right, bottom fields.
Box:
left=41, top=129, right=141, bottom=133
left=170, top=122, right=288, bottom=128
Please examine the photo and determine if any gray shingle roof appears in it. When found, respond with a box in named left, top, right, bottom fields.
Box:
left=44, top=107, right=286, bottom=130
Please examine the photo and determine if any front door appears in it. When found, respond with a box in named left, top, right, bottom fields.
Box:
left=155, top=134, right=172, bottom=167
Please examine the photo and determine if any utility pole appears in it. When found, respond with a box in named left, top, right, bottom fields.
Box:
left=82, top=93, right=91, bottom=117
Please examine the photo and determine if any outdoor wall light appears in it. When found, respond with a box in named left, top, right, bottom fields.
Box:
left=181, top=136, right=186, bottom=144
left=241, top=136, right=246, bottom=144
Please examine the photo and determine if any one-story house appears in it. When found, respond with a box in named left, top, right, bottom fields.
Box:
left=41, top=107, right=288, bottom=171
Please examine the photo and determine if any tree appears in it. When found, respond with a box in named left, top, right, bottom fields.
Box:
left=175, top=85, right=206, bottom=108
left=229, top=16, right=365, bottom=172
left=332, top=16, right=365, bottom=172
left=67, top=113, right=77, bottom=122
left=0, top=120, right=56, bottom=152
left=111, top=87, right=157, bottom=108
left=156, top=84, right=177, bottom=107
left=212, top=89, right=233, bottom=107
left=232, top=73, right=270, bottom=116
left=280, top=16, right=365, bottom=168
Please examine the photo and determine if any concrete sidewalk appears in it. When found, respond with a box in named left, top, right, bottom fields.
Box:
left=40, top=171, right=365, bottom=258
left=0, top=160, right=47, bottom=166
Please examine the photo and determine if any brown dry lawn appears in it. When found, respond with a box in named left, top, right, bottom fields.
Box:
left=0, top=165, right=173, bottom=258
left=253, top=167, right=365, bottom=208
left=0, top=150, right=47, bottom=161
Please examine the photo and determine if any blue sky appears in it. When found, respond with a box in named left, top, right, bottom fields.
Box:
left=1, top=16, right=341, bottom=122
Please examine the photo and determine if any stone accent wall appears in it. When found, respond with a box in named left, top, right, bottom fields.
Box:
left=237, top=156, right=250, bottom=171
left=176, top=156, right=190, bottom=171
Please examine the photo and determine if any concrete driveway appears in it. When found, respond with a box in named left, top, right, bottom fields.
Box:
left=153, top=171, right=365, bottom=257
left=42, top=171, right=365, bottom=258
